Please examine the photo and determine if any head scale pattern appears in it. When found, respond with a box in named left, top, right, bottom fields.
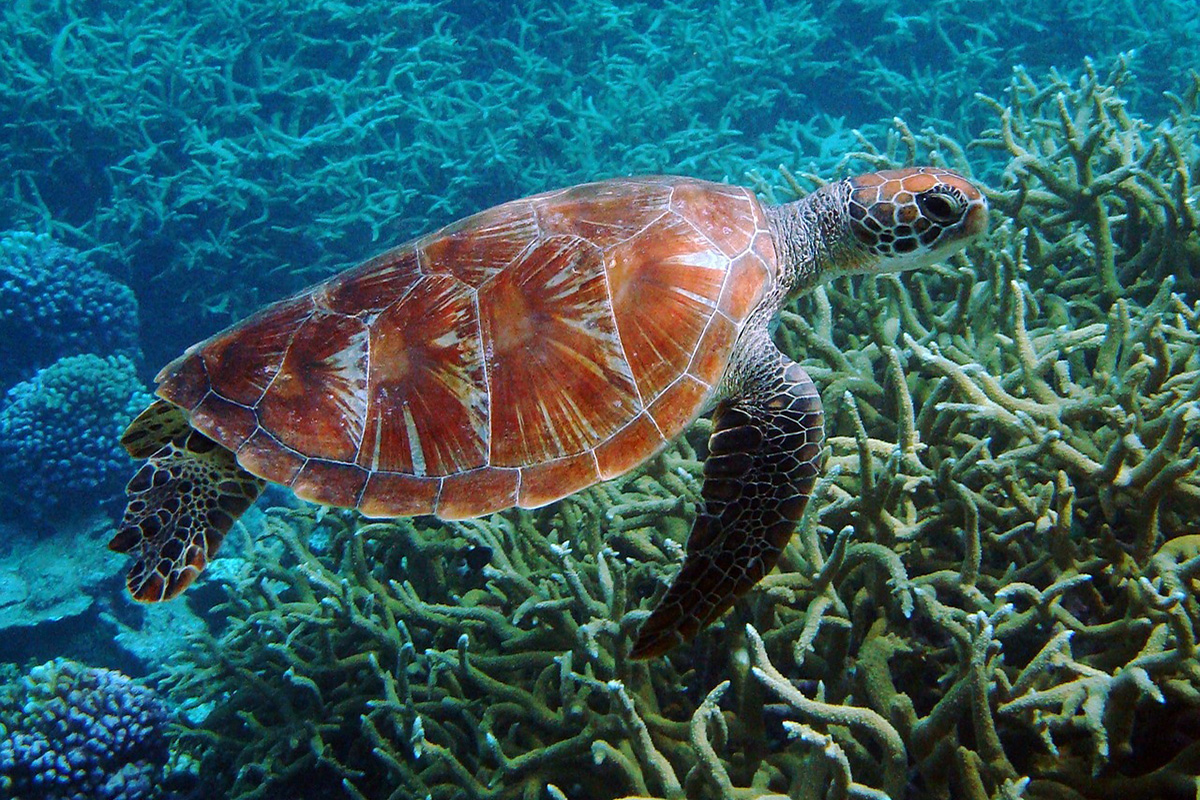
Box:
left=845, top=167, right=987, bottom=262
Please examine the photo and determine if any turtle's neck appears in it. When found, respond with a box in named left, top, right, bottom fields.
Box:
left=764, top=180, right=863, bottom=301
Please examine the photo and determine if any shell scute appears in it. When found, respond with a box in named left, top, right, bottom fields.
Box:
left=606, top=214, right=728, bottom=400
left=480, top=233, right=638, bottom=467
left=419, top=201, right=539, bottom=288
left=318, top=246, right=423, bottom=315
left=168, top=294, right=315, bottom=410
left=518, top=451, right=601, bottom=509
left=257, top=310, right=368, bottom=462
left=291, top=459, right=369, bottom=508
left=159, top=177, right=776, bottom=519
left=358, top=274, right=487, bottom=475
left=435, top=468, right=519, bottom=520
left=358, top=473, right=441, bottom=518
left=236, top=429, right=304, bottom=485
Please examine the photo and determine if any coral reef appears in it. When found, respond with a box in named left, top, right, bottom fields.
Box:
left=0, top=353, right=150, bottom=520
left=2, top=0, right=1196, bottom=370
left=156, top=63, right=1200, bottom=800
left=0, top=231, right=139, bottom=385
left=0, top=658, right=170, bottom=800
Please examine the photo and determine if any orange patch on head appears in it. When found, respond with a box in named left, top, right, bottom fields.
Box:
left=898, top=172, right=939, bottom=193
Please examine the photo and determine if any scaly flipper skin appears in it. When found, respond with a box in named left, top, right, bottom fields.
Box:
left=630, top=346, right=824, bottom=659
left=108, top=400, right=265, bottom=601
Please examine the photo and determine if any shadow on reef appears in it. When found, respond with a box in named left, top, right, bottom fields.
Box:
left=147, top=61, right=1200, bottom=800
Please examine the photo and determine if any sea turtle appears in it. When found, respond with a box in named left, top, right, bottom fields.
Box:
left=110, top=167, right=987, bottom=658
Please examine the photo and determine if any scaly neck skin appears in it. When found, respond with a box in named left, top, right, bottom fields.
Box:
left=715, top=182, right=864, bottom=400
left=763, top=180, right=863, bottom=303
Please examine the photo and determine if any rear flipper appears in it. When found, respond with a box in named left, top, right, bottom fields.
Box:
left=109, top=400, right=265, bottom=601
left=630, top=355, right=824, bottom=659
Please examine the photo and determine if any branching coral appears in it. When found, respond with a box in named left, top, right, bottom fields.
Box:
left=157, top=65, right=1200, bottom=800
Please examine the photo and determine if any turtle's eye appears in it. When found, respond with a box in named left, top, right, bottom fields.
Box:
left=917, top=188, right=965, bottom=225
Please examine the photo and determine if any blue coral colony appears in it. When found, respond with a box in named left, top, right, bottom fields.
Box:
left=0, top=2, right=1198, bottom=800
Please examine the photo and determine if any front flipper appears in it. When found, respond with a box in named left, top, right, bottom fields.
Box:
left=630, top=353, right=824, bottom=659
left=108, top=401, right=265, bottom=602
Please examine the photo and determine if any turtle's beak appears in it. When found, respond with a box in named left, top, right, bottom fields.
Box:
left=963, top=194, right=989, bottom=238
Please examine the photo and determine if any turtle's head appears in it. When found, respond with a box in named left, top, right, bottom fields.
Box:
left=832, top=166, right=988, bottom=277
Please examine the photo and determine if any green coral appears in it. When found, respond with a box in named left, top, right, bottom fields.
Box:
left=154, top=62, right=1200, bottom=800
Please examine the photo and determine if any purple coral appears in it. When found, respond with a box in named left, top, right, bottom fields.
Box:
left=0, top=353, right=150, bottom=518
left=0, top=659, right=170, bottom=800
left=0, top=231, right=139, bottom=384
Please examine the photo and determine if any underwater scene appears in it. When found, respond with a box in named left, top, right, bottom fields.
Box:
left=1, top=0, right=1199, bottom=798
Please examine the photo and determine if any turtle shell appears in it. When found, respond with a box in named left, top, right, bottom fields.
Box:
left=156, top=176, right=777, bottom=520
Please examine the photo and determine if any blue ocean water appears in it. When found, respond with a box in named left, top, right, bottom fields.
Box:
left=1, top=2, right=1198, bottom=798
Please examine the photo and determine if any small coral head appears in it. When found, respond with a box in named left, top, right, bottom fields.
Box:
left=843, top=166, right=988, bottom=272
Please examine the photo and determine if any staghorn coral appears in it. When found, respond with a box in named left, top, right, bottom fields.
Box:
left=157, top=65, right=1200, bottom=800
left=0, top=353, right=151, bottom=521
left=0, top=658, right=170, bottom=800
left=0, top=231, right=139, bottom=385
left=2, top=0, right=1195, bottom=371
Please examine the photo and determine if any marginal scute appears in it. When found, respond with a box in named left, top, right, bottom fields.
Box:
left=647, top=374, right=712, bottom=440
left=189, top=394, right=258, bottom=451
left=518, top=451, right=601, bottom=509
left=717, top=247, right=772, bottom=320
left=291, top=459, right=369, bottom=508
left=357, top=472, right=440, bottom=517
left=436, top=467, right=520, bottom=519
left=688, top=313, right=739, bottom=386
left=594, top=412, right=667, bottom=480
left=236, top=429, right=305, bottom=486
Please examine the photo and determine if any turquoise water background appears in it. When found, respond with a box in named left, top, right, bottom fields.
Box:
left=1, top=2, right=1199, bottom=799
